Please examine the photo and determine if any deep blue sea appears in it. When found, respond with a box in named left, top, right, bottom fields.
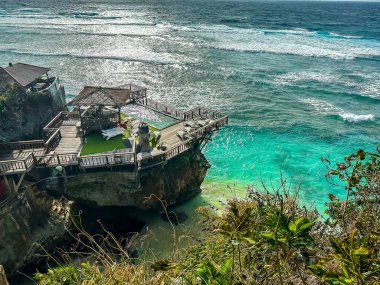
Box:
left=0, top=0, right=379, bottom=250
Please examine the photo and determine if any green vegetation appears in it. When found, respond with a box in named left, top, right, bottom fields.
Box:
left=80, top=132, right=126, bottom=156
left=0, top=84, right=50, bottom=114
left=34, top=146, right=380, bottom=284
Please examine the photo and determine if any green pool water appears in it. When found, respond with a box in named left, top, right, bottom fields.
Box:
left=80, top=132, right=126, bottom=156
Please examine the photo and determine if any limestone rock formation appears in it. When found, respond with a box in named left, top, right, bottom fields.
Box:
left=0, top=187, right=71, bottom=276
left=0, top=86, right=64, bottom=142
left=64, top=149, right=210, bottom=210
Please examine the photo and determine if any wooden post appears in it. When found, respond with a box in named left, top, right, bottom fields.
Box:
left=14, top=173, right=25, bottom=192
left=62, top=166, right=68, bottom=182
left=32, top=153, right=37, bottom=165
left=3, top=176, right=12, bottom=196
left=118, top=106, right=121, bottom=124
left=78, top=105, right=83, bottom=129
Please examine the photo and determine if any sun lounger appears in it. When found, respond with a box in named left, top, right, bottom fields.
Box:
left=184, top=127, right=192, bottom=133
left=176, top=130, right=187, bottom=140
left=197, top=119, right=210, bottom=127
left=184, top=121, right=196, bottom=128
left=101, top=127, right=125, bottom=140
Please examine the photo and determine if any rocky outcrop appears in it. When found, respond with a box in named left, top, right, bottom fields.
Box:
left=64, top=149, right=210, bottom=210
left=0, top=149, right=210, bottom=277
left=0, top=186, right=71, bottom=276
left=0, top=88, right=63, bottom=142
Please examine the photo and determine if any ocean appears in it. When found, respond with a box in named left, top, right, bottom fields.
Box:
left=1, top=0, right=379, bottom=255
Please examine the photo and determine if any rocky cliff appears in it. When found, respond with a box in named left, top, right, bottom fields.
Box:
left=0, top=148, right=211, bottom=278
left=0, top=186, right=70, bottom=276
left=0, top=85, right=64, bottom=142
left=62, top=149, right=210, bottom=210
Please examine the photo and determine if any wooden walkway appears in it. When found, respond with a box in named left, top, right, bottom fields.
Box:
left=0, top=148, right=44, bottom=161
left=52, top=125, right=82, bottom=154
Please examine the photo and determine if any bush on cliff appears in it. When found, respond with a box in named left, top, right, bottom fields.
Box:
left=0, top=84, right=51, bottom=114
left=0, top=84, right=26, bottom=113
left=33, top=146, right=380, bottom=285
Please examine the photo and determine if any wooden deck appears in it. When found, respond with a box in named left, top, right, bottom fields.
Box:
left=0, top=148, right=44, bottom=161
left=160, top=122, right=184, bottom=147
left=0, top=103, right=228, bottom=176
left=0, top=152, right=35, bottom=174
left=52, top=125, right=82, bottom=154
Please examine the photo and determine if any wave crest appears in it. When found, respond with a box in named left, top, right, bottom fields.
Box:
left=340, top=113, right=375, bottom=123
left=300, top=98, right=375, bottom=123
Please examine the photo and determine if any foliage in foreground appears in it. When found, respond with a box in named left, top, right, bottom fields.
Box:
left=34, top=146, right=380, bottom=284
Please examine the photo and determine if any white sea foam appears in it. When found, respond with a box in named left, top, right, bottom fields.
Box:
left=275, top=71, right=380, bottom=100
left=300, top=98, right=375, bottom=123
left=1, top=47, right=188, bottom=65
left=355, top=74, right=380, bottom=99
left=329, top=32, right=363, bottom=39
left=181, top=24, right=380, bottom=60
left=275, top=72, right=338, bottom=85
left=2, top=11, right=379, bottom=60
left=340, top=113, right=375, bottom=123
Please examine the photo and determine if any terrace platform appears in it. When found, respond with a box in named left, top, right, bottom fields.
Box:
left=0, top=84, right=228, bottom=178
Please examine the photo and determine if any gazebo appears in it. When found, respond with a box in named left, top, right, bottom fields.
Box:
left=67, top=85, right=146, bottom=132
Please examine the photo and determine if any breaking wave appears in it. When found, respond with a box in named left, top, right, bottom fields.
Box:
left=340, top=113, right=375, bottom=123
left=300, top=98, right=375, bottom=123
left=182, top=24, right=380, bottom=60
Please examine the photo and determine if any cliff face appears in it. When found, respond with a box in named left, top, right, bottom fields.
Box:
left=0, top=149, right=210, bottom=276
left=0, top=186, right=70, bottom=275
left=0, top=87, right=64, bottom=142
left=64, top=149, right=210, bottom=210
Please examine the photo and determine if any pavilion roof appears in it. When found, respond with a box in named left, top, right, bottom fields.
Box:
left=3, top=63, right=50, bottom=87
left=68, top=86, right=136, bottom=106
left=0, top=67, right=17, bottom=90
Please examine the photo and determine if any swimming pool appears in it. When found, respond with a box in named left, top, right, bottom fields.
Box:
left=121, top=104, right=179, bottom=130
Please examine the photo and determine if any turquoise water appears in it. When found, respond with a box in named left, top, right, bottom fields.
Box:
left=0, top=0, right=379, bottom=211
left=121, top=104, right=179, bottom=129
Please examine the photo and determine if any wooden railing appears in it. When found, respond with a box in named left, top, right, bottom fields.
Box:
left=43, top=111, right=81, bottom=132
left=136, top=98, right=183, bottom=120
left=189, top=115, right=228, bottom=139
left=183, top=107, right=226, bottom=121
left=42, top=110, right=81, bottom=150
left=44, top=129, right=61, bottom=153
left=43, top=111, right=64, bottom=131
left=0, top=153, right=34, bottom=174
left=165, top=139, right=194, bottom=160
left=119, top=83, right=147, bottom=100
left=161, top=115, right=228, bottom=161
left=0, top=140, right=45, bottom=153
left=34, top=153, right=78, bottom=167
left=79, top=152, right=135, bottom=168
